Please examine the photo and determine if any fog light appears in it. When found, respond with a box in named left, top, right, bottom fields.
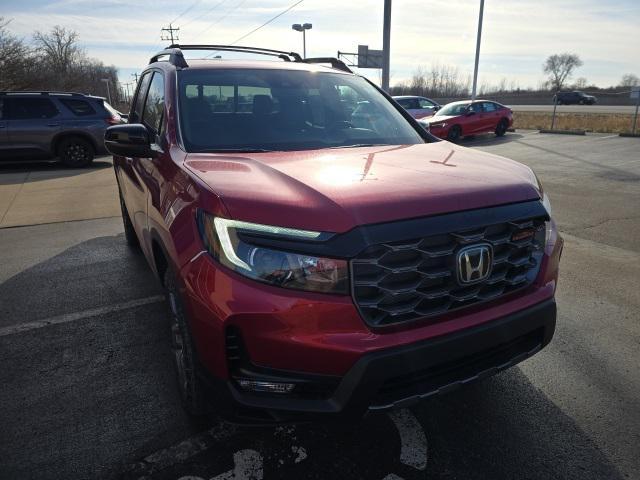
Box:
left=236, top=379, right=295, bottom=394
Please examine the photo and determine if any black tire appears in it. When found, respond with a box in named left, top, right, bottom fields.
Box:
left=447, top=125, right=462, bottom=142
left=164, top=269, right=208, bottom=416
left=495, top=119, right=509, bottom=137
left=118, top=188, right=139, bottom=248
left=579, top=99, right=585, bottom=105
left=58, top=136, right=94, bottom=167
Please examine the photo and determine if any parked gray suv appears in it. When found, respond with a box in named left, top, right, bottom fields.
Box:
left=0, top=91, right=122, bottom=167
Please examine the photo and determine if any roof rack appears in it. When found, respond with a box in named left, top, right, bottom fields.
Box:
left=0, top=91, right=85, bottom=96
left=149, top=44, right=352, bottom=73
left=302, top=57, right=352, bottom=73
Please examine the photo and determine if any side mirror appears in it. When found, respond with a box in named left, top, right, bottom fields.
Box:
left=104, top=124, right=156, bottom=157
left=433, top=105, right=441, bottom=111
left=466, top=110, right=476, bottom=116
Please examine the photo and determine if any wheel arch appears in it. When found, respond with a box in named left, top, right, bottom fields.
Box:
left=150, top=232, right=171, bottom=287
left=52, top=131, right=98, bottom=156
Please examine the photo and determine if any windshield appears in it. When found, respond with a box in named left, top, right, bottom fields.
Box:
left=435, top=103, right=470, bottom=116
left=177, top=69, right=424, bottom=152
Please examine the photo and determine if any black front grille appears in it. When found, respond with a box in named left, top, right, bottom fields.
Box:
left=351, top=215, right=546, bottom=327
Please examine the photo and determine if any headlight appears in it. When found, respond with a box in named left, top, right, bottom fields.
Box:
left=430, top=122, right=447, bottom=128
left=542, top=193, right=552, bottom=216
left=196, top=210, right=349, bottom=294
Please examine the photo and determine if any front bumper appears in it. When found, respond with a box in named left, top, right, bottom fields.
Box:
left=203, top=298, right=556, bottom=420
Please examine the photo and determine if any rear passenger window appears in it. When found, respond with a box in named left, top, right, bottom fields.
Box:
left=482, top=102, right=497, bottom=112
left=142, top=72, right=165, bottom=133
left=60, top=99, right=96, bottom=116
left=8, top=98, right=59, bottom=119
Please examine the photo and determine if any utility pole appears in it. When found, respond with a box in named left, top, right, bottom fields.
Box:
left=100, top=78, right=112, bottom=105
left=471, top=0, right=485, bottom=100
left=381, top=0, right=392, bottom=92
left=161, top=23, right=180, bottom=44
left=131, top=73, right=139, bottom=84
left=122, top=82, right=133, bottom=102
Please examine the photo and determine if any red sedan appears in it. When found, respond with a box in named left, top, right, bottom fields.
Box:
left=419, top=100, right=513, bottom=141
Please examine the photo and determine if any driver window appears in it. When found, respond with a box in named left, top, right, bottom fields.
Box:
left=418, top=98, right=434, bottom=109
left=468, top=103, right=481, bottom=113
left=142, top=72, right=165, bottom=135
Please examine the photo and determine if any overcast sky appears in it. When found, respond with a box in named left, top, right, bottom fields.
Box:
left=3, top=0, right=639, bottom=90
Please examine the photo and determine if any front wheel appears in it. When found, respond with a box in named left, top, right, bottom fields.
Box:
left=447, top=125, right=462, bottom=142
left=118, top=188, right=139, bottom=248
left=495, top=119, right=509, bottom=137
left=165, top=269, right=208, bottom=416
left=58, top=136, right=94, bottom=167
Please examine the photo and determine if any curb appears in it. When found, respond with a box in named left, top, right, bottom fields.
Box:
left=619, top=133, right=640, bottom=138
left=538, top=129, right=586, bottom=135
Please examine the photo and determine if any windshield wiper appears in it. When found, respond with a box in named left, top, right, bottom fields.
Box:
left=202, top=148, right=275, bottom=153
left=326, top=143, right=390, bottom=149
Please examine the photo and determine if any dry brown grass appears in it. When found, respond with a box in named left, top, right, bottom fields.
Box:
left=513, top=111, right=636, bottom=134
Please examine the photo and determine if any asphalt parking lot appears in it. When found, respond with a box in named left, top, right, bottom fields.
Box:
left=0, top=131, right=639, bottom=480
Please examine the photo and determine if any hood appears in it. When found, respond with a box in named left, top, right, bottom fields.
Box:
left=185, top=143, right=541, bottom=233
left=426, top=115, right=460, bottom=123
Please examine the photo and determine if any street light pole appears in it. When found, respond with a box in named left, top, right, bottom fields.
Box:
left=292, top=23, right=312, bottom=58
left=302, top=29, right=306, bottom=59
left=101, top=78, right=112, bottom=105
left=471, top=0, right=485, bottom=100
left=381, top=0, right=392, bottom=92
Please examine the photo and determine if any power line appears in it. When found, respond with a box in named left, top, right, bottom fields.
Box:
left=196, top=0, right=247, bottom=40
left=169, top=0, right=204, bottom=25
left=182, top=0, right=230, bottom=29
left=229, top=0, right=305, bottom=45
left=204, top=0, right=305, bottom=58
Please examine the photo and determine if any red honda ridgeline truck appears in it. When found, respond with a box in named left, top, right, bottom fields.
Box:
left=105, top=45, right=563, bottom=422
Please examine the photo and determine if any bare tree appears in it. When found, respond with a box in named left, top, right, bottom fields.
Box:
left=620, top=73, right=639, bottom=87
left=33, top=26, right=81, bottom=75
left=0, top=17, right=36, bottom=90
left=1, top=21, right=123, bottom=103
left=572, top=77, right=589, bottom=89
left=543, top=53, right=583, bottom=91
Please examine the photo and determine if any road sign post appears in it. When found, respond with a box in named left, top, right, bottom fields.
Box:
left=631, top=87, right=640, bottom=135
left=551, top=94, right=559, bottom=130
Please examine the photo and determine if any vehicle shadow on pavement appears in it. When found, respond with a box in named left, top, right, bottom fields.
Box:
left=0, top=234, right=626, bottom=480
left=0, top=233, right=209, bottom=480
left=413, top=368, right=625, bottom=480
left=0, top=158, right=113, bottom=186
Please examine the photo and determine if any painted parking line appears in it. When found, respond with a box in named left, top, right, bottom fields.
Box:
left=128, top=423, right=239, bottom=478
left=388, top=409, right=428, bottom=471
left=127, top=409, right=429, bottom=479
left=0, top=295, right=165, bottom=337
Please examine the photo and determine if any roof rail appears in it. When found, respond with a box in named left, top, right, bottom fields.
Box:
left=149, top=45, right=353, bottom=73
left=301, top=57, right=352, bottom=73
left=0, top=91, right=85, bottom=96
